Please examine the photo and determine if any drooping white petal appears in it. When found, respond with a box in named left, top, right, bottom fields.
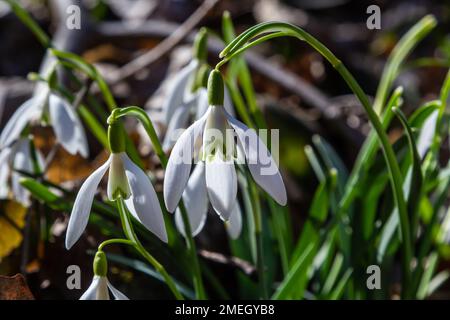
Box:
left=194, top=88, right=209, bottom=120
left=107, top=280, right=129, bottom=300
left=226, top=203, right=242, bottom=239
left=122, top=153, right=168, bottom=243
left=163, top=60, right=199, bottom=124
left=223, top=87, right=236, bottom=117
left=163, top=109, right=209, bottom=213
left=79, top=276, right=101, bottom=300
left=0, top=98, right=42, bottom=148
left=11, top=139, right=34, bottom=207
left=80, top=276, right=110, bottom=300
left=175, top=161, right=208, bottom=237
left=205, top=154, right=237, bottom=221
left=417, top=109, right=438, bottom=159
left=65, top=157, right=111, bottom=249
left=49, top=94, right=89, bottom=158
left=162, top=103, right=191, bottom=152
left=227, top=113, right=287, bottom=206
left=0, top=147, right=12, bottom=198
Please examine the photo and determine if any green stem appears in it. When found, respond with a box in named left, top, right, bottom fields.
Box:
left=220, top=21, right=415, bottom=293
left=116, top=197, right=184, bottom=300
left=113, top=106, right=206, bottom=299
left=98, top=238, right=134, bottom=251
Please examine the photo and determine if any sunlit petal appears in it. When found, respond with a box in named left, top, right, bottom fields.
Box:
left=175, top=162, right=208, bottom=237
left=107, top=280, right=129, bottom=300
left=79, top=276, right=101, bottom=300
left=227, top=113, right=287, bottom=206
left=163, top=60, right=198, bottom=124
left=65, top=156, right=111, bottom=249
left=205, top=154, right=237, bottom=220
left=49, top=94, right=89, bottom=158
left=162, top=103, right=191, bottom=152
left=164, top=109, right=209, bottom=213
left=123, top=154, right=168, bottom=243
left=0, top=98, right=41, bottom=148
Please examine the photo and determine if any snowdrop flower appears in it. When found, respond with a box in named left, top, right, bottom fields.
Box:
left=65, top=122, right=167, bottom=249
left=80, top=251, right=128, bottom=300
left=0, top=138, right=44, bottom=207
left=162, top=29, right=208, bottom=125
left=0, top=53, right=88, bottom=158
left=173, top=161, right=243, bottom=239
left=164, top=70, right=287, bottom=223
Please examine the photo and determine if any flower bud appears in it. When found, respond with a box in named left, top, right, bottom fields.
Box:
left=207, top=70, right=224, bottom=106
left=93, top=251, right=108, bottom=277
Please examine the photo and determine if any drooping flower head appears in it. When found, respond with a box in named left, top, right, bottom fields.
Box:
left=80, top=251, right=128, bottom=300
left=0, top=137, right=44, bottom=207
left=164, top=70, right=287, bottom=227
left=65, top=120, right=167, bottom=249
left=0, top=52, right=88, bottom=158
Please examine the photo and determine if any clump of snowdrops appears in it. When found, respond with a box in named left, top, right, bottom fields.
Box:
left=3, top=0, right=449, bottom=300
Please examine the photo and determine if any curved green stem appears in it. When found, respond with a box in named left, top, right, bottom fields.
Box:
left=114, top=107, right=167, bottom=166
left=116, top=196, right=184, bottom=300
left=98, top=238, right=134, bottom=251
left=220, top=21, right=414, bottom=291
left=113, top=106, right=206, bottom=299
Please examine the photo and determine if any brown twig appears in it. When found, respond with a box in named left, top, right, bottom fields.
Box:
left=108, top=0, right=220, bottom=84
left=199, top=249, right=257, bottom=277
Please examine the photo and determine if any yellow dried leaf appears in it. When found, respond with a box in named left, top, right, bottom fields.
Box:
left=0, top=201, right=27, bottom=261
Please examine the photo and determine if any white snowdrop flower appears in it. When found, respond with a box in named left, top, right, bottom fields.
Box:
left=65, top=150, right=167, bottom=249
left=80, top=275, right=129, bottom=300
left=0, top=138, right=44, bottom=207
left=80, top=251, right=129, bottom=300
left=163, top=84, right=235, bottom=152
left=164, top=70, right=286, bottom=222
left=0, top=53, right=88, bottom=158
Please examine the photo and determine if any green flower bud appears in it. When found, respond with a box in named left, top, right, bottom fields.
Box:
left=207, top=70, right=224, bottom=106
left=93, top=251, right=108, bottom=277
left=193, top=28, right=208, bottom=62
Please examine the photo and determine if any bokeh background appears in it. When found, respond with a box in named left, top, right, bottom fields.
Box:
left=0, top=0, right=449, bottom=299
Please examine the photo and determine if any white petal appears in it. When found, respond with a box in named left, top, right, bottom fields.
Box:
left=107, top=280, right=129, bottom=300
left=175, top=162, right=208, bottom=237
left=80, top=276, right=101, bottom=300
left=162, top=103, right=191, bottom=152
left=11, top=139, right=34, bottom=207
left=65, top=157, right=111, bottom=249
left=227, top=113, right=287, bottom=206
left=223, top=87, right=236, bottom=117
left=49, top=94, right=89, bottom=158
left=205, top=155, right=237, bottom=220
left=194, top=88, right=209, bottom=120
left=0, top=147, right=12, bottom=198
left=226, top=203, right=242, bottom=239
left=163, top=60, right=198, bottom=124
left=417, top=110, right=438, bottom=159
left=163, top=109, right=209, bottom=213
left=122, top=154, right=168, bottom=243
left=80, top=276, right=110, bottom=300
left=0, top=98, right=41, bottom=148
